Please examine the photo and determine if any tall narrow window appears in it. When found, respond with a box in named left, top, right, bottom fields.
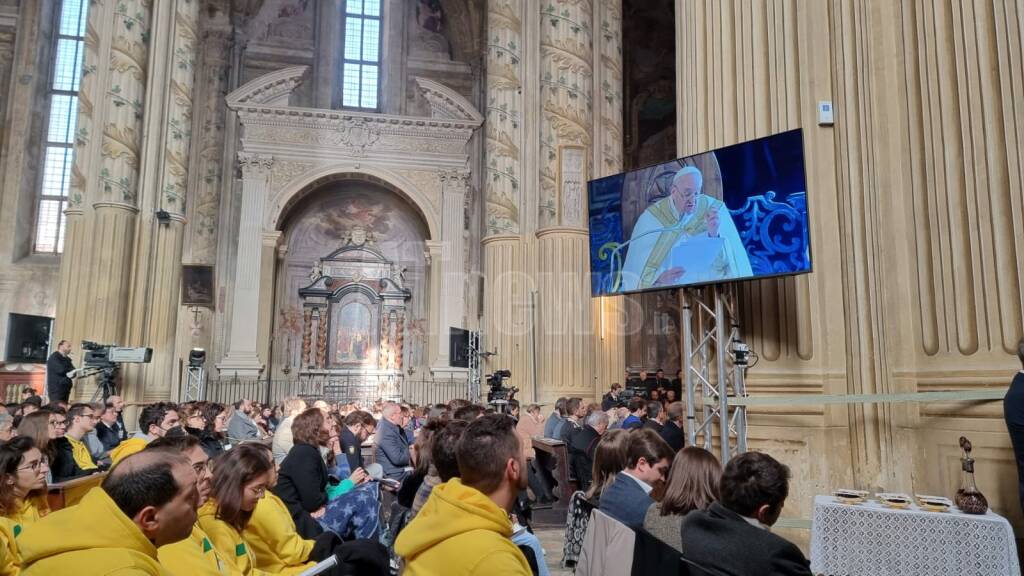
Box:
left=341, top=0, right=382, bottom=110
left=34, top=0, right=88, bottom=254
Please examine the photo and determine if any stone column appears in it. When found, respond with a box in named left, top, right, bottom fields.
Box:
left=533, top=0, right=605, bottom=399
left=178, top=14, right=232, bottom=367
left=424, top=241, right=444, bottom=368
left=257, top=231, right=282, bottom=375
left=483, top=0, right=533, bottom=394
left=121, top=0, right=200, bottom=403
left=591, top=0, right=625, bottom=388
left=218, top=152, right=273, bottom=376
left=55, top=0, right=153, bottom=357
left=435, top=170, right=470, bottom=367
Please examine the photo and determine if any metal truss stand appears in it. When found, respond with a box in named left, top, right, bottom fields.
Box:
left=681, top=284, right=748, bottom=463
left=182, top=365, right=207, bottom=403
left=467, top=331, right=482, bottom=402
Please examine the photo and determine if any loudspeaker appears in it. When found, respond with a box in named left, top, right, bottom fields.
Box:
left=450, top=327, right=470, bottom=368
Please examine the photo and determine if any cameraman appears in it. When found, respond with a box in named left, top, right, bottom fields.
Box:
left=601, top=383, right=624, bottom=411
left=46, top=340, right=80, bottom=403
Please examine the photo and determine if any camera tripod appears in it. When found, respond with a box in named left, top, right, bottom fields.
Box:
left=88, top=365, right=119, bottom=403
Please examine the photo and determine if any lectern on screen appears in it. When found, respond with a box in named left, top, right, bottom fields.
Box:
left=588, top=129, right=811, bottom=296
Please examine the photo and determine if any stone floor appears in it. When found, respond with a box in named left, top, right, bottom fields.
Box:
left=534, top=523, right=572, bottom=575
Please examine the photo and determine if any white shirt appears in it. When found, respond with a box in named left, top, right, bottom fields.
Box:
left=621, top=470, right=653, bottom=495
left=741, top=514, right=770, bottom=531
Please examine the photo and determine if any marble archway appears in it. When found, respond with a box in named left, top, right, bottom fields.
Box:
left=272, top=180, right=429, bottom=378
left=217, top=66, right=481, bottom=377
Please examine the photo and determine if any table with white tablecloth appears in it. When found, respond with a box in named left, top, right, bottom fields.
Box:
left=810, top=494, right=1020, bottom=576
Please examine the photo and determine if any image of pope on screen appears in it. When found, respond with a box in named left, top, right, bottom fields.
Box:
left=620, top=166, right=752, bottom=291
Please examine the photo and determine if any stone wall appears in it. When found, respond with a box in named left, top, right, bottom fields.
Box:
left=675, top=0, right=1024, bottom=545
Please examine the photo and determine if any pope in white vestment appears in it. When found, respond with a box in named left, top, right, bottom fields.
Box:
left=619, top=166, right=752, bottom=291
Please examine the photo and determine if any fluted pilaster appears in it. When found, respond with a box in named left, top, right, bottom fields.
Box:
left=218, top=152, right=273, bottom=376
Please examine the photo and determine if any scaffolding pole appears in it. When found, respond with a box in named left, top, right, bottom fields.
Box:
left=681, top=284, right=748, bottom=463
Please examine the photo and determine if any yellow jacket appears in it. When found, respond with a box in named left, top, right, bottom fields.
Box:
left=109, top=435, right=150, bottom=465
left=0, top=495, right=49, bottom=576
left=18, top=486, right=170, bottom=575
left=66, top=435, right=98, bottom=470
left=0, top=518, right=19, bottom=576
left=394, top=478, right=532, bottom=576
left=196, top=501, right=268, bottom=576
left=242, top=492, right=314, bottom=575
left=158, top=524, right=238, bottom=576
left=6, top=498, right=47, bottom=527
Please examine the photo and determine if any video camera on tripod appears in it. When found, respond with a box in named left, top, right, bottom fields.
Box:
left=486, top=369, right=518, bottom=413
left=81, top=341, right=153, bottom=401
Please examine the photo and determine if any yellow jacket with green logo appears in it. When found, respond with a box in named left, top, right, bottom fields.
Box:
left=196, top=501, right=268, bottom=576
left=17, top=486, right=169, bottom=575
left=0, top=518, right=19, bottom=576
left=242, top=492, right=314, bottom=575
left=158, top=523, right=238, bottom=576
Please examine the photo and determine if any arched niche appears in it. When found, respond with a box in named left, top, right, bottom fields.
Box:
left=272, top=180, right=430, bottom=378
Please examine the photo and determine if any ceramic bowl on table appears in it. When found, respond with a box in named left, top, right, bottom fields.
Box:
left=833, top=489, right=869, bottom=505
left=876, top=493, right=913, bottom=509
left=915, top=494, right=952, bottom=513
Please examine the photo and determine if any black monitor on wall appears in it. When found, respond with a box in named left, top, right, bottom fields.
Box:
left=450, top=327, right=470, bottom=368
left=5, top=313, right=53, bottom=363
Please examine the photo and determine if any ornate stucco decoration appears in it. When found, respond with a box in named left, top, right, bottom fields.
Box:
left=414, top=77, right=485, bottom=123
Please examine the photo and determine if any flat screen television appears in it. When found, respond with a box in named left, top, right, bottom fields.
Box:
left=588, top=128, right=811, bottom=296
left=5, top=313, right=53, bottom=363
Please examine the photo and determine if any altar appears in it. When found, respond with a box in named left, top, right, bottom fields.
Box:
left=297, top=227, right=411, bottom=380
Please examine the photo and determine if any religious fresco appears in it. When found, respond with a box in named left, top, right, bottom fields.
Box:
left=273, top=183, right=429, bottom=375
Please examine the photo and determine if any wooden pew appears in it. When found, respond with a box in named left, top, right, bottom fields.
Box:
left=532, top=437, right=576, bottom=508
left=47, top=472, right=106, bottom=511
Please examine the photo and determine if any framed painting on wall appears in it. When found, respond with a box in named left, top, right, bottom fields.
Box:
left=182, top=265, right=215, bottom=307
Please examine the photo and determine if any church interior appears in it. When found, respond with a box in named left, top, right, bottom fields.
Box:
left=0, top=0, right=1023, bottom=573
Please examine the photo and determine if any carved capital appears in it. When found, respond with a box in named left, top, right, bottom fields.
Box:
left=441, top=169, right=472, bottom=192
left=238, top=152, right=273, bottom=177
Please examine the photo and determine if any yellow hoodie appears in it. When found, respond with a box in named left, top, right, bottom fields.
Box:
left=17, top=487, right=170, bottom=575
left=0, top=518, right=19, bottom=576
left=196, top=501, right=268, bottom=576
left=242, top=492, right=314, bottom=575
left=158, top=524, right=238, bottom=576
left=109, top=435, right=150, bottom=465
left=394, top=478, right=532, bottom=576
left=0, top=495, right=49, bottom=576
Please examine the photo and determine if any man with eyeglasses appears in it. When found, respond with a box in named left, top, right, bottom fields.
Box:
left=51, top=403, right=104, bottom=482
left=109, top=402, right=182, bottom=465
left=148, top=434, right=233, bottom=575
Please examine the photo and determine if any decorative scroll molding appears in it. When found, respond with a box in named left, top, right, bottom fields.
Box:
left=414, top=77, right=484, bottom=124
left=225, top=64, right=307, bottom=108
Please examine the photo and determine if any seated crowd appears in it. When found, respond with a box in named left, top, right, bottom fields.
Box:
left=0, top=385, right=811, bottom=576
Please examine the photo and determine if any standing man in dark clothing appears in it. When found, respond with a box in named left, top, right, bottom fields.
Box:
left=46, top=340, right=79, bottom=403
left=1003, top=339, right=1024, bottom=515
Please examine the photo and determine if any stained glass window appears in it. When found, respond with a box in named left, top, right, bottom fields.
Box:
left=34, top=0, right=88, bottom=254
left=340, top=0, right=382, bottom=110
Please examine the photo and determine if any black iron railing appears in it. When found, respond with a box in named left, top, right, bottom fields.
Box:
left=203, top=374, right=477, bottom=407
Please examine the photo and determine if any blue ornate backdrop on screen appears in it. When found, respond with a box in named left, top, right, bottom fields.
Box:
left=587, top=128, right=811, bottom=296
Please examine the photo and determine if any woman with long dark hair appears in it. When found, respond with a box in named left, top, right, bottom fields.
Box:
left=643, top=446, right=721, bottom=552
left=197, top=443, right=275, bottom=574
left=0, top=436, right=50, bottom=560
left=274, top=408, right=378, bottom=540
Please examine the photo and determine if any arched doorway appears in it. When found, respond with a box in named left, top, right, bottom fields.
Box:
left=270, top=179, right=430, bottom=381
